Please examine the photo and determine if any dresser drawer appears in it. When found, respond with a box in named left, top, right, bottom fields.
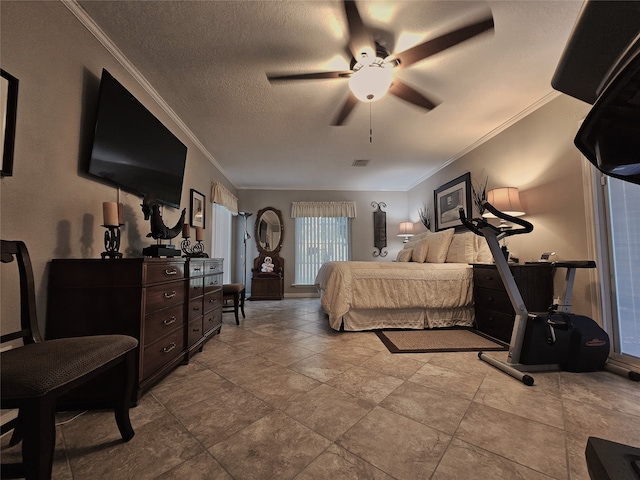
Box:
left=203, top=290, right=222, bottom=314
left=474, top=287, right=512, bottom=313
left=204, top=274, right=222, bottom=294
left=475, top=307, right=513, bottom=343
left=204, top=306, right=222, bottom=334
left=146, top=262, right=185, bottom=284
left=204, top=259, right=223, bottom=275
left=142, top=328, right=185, bottom=380
left=188, top=318, right=203, bottom=347
left=473, top=267, right=506, bottom=290
left=188, top=277, right=204, bottom=298
left=188, top=297, right=204, bottom=322
left=144, top=304, right=184, bottom=347
left=145, top=281, right=185, bottom=312
left=188, top=260, right=206, bottom=277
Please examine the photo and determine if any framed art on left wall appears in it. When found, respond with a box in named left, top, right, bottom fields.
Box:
left=190, top=189, right=206, bottom=228
left=1, top=69, right=19, bottom=177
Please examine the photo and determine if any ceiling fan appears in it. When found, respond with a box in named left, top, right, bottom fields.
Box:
left=267, top=0, right=494, bottom=125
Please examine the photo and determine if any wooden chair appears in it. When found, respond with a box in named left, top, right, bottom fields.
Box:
left=0, top=240, right=138, bottom=480
left=222, top=283, right=246, bottom=325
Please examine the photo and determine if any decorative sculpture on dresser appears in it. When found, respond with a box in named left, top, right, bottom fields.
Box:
left=140, top=195, right=185, bottom=257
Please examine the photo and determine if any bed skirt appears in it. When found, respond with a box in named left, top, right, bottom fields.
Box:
left=338, top=306, right=474, bottom=331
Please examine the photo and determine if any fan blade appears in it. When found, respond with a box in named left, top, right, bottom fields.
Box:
left=388, top=80, right=438, bottom=111
left=343, top=0, right=375, bottom=60
left=389, top=16, right=494, bottom=68
left=267, top=71, right=351, bottom=82
left=332, top=93, right=359, bottom=126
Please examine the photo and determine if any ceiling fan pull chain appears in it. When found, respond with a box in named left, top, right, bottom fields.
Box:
left=369, top=103, right=373, bottom=144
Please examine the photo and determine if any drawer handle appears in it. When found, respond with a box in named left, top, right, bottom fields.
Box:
left=194, top=266, right=202, bottom=272
left=208, top=298, right=217, bottom=304
left=164, top=269, right=178, bottom=276
left=192, top=328, right=201, bottom=333
left=487, top=296, right=494, bottom=302
left=209, top=280, right=219, bottom=286
left=485, top=275, right=494, bottom=281
left=192, top=305, right=200, bottom=312
left=163, top=316, right=177, bottom=326
left=164, top=291, right=177, bottom=299
left=162, top=342, right=176, bottom=353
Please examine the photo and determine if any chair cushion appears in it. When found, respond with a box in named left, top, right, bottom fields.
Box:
left=223, top=283, right=246, bottom=294
left=1, top=335, right=138, bottom=400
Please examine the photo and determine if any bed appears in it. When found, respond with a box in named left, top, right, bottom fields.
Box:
left=315, top=229, right=492, bottom=331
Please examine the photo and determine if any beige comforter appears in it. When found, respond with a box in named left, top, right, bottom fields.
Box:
left=315, top=261, right=473, bottom=330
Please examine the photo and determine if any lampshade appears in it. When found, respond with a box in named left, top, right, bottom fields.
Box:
left=348, top=63, right=393, bottom=102
left=483, top=187, right=525, bottom=218
left=397, top=222, right=414, bottom=243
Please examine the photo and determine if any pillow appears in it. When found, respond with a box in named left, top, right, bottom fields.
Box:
left=411, top=238, right=429, bottom=263
left=396, top=248, right=413, bottom=262
left=445, top=232, right=476, bottom=263
left=474, top=235, right=493, bottom=263
left=424, top=228, right=455, bottom=263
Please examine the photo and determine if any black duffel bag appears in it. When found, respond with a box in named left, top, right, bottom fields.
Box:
left=520, top=311, right=609, bottom=372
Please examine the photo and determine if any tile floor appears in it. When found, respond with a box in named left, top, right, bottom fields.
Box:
left=3, top=298, right=640, bottom=479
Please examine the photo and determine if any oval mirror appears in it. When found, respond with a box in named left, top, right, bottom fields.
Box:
left=254, top=207, right=284, bottom=255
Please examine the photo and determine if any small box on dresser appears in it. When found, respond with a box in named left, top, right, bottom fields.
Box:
left=472, top=263, right=554, bottom=343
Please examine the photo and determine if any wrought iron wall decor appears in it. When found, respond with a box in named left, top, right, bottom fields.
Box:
left=371, top=201, right=387, bottom=257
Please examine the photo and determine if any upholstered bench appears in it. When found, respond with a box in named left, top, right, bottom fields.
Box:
left=222, top=283, right=246, bottom=324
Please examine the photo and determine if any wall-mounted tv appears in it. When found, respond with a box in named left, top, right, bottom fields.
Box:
left=87, top=69, right=187, bottom=209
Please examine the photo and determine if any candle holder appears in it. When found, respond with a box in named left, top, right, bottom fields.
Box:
left=101, top=225, right=123, bottom=259
left=181, top=238, right=208, bottom=258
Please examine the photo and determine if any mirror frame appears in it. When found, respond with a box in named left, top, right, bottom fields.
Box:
left=254, top=206, right=284, bottom=256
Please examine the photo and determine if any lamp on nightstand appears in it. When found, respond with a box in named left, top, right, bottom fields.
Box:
left=482, top=187, right=525, bottom=260
left=397, top=222, right=415, bottom=243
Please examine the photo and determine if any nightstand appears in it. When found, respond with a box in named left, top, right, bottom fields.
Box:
left=472, top=263, right=554, bottom=343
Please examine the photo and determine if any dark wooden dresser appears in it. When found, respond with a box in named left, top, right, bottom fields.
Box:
left=186, top=258, right=223, bottom=360
left=46, top=257, right=223, bottom=403
left=472, top=263, right=554, bottom=343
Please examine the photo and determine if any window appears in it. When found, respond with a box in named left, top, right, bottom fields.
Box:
left=606, top=177, right=640, bottom=358
left=211, top=203, right=232, bottom=284
left=294, top=216, right=350, bottom=285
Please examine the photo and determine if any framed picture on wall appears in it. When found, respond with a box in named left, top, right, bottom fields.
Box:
left=434, top=172, right=472, bottom=231
left=190, top=189, right=206, bottom=228
left=1, top=69, right=19, bottom=177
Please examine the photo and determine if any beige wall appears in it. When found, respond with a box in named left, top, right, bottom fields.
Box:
left=407, top=94, right=594, bottom=316
left=0, top=2, right=234, bottom=333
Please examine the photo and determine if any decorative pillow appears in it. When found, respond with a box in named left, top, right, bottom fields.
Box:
left=445, top=232, right=476, bottom=263
left=424, top=228, right=455, bottom=263
left=411, top=238, right=430, bottom=263
left=410, top=232, right=430, bottom=243
left=396, top=248, right=413, bottom=262
left=474, top=235, right=493, bottom=263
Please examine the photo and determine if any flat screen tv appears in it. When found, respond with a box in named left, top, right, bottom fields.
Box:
left=87, top=69, right=187, bottom=209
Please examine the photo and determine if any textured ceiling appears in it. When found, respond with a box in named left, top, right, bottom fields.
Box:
left=76, top=0, right=585, bottom=191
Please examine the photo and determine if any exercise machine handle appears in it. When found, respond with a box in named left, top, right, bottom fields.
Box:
left=458, top=202, right=533, bottom=238
left=482, top=201, right=533, bottom=235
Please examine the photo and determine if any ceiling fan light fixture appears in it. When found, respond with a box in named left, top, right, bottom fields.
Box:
left=348, top=63, right=393, bottom=102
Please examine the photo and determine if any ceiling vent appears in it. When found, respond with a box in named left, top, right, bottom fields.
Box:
left=352, top=159, right=369, bottom=167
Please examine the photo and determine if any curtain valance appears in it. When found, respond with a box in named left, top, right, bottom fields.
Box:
left=291, top=201, right=357, bottom=218
left=211, top=181, right=238, bottom=215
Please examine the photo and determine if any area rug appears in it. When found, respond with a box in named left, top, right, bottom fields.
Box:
left=375, top=328, right=508, bottom=354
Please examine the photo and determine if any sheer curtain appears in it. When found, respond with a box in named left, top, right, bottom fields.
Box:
left=211, top=203, right=232, bottom=284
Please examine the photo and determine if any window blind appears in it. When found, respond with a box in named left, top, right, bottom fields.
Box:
left=294, top=216, right=350, bottom=285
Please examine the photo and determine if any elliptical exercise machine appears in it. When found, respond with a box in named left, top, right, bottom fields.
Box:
left=460, top=202, right=640, bottom=386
